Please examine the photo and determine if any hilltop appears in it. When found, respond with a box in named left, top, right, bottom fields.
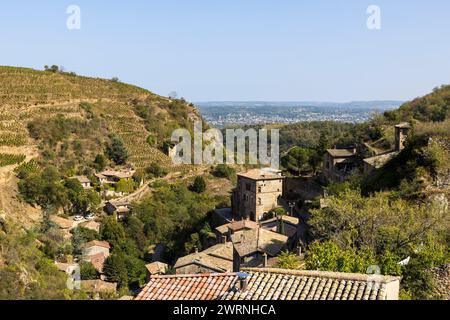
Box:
left=384, top=84, right=450, bottom=123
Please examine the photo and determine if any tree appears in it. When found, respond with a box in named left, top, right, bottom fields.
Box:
left=275, top=251, right=302, bottom=270
left=115, top=179, right=135, bottom=194
left=106, top=136, right=129, bottom=165
left=94, top=154, right=107, bottom=171
left=100, top=216, right=126, bottom=248
left=190, top=176, right=206, bottom=193
left=103, top=253, right=129, bottom=288
left=146, top=162, right=167, bottom=178
left=124, top=216, right=147, bottom=252
left=184, top=233, right=201, bottom=254
left=80, top=262, right=99, bottom=280
left=124, top=255, right=147, bottom=289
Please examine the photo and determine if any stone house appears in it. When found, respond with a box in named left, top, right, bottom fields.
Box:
left=104, top=200, right=132, bottom=220
left=174, top=242, right=234, bottom=274
left=324, top=123, right=411, bottom=182
left=81, top=240, right=110, bottom=257
left=232, top=168, right=284, bottom=222
left=95, top=168, right=135, bottom=185
left=145, top=261, right=169, bottom=281
left=231, top=227, right=288, bottom=272
left=322, top=147, right=358, bottom=183
left=73, top=175, right=92, bottom=189
left=79, top=220, right=100, bottom=233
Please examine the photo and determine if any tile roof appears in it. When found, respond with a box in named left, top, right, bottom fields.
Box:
left=174, top=242, right=234, bottom=273
left=83, top=252, right=107, bottom=273
left=97, top=169, right=135, bottom=179
left=135, top=273, right=237, bottom=300
left=73, top=175, right=90, bottom=184
left=395, top=122, right=410, bottom=129
left=55, top=262, right=79, bottom=274
left=326, top=148, right=356, bottom=158
left=135, top=268, right=400, bottom=300
left=363, top=151, right=398, bottom=169
left=146, top=261, right=169, bottom=275
left=79, top=220, right=100, bottom=232
left=81, top=280, right=117, bottom=293
left=237, top=168, right=283, bottom=180
left=215, top=219, right=259, bottom=235
left=82, top=240, right=111, bottom=250
left=231, top=228, right=288, bottom=257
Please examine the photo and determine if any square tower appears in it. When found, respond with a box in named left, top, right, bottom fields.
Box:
left=395, top=122, right=411, bottom=151
left=232, top=168, right=284, bottom=222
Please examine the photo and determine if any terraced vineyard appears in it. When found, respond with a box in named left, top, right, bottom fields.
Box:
left=0, top=66, right=201, bottom=172
left=0, top=153, right=26, bottom=167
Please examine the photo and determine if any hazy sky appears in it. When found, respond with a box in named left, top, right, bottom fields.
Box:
left=1, top=0, right=449, bottom=102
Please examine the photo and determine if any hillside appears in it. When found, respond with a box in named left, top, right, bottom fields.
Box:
left=384, top=84, right=450, bottom=123
left=0, top=66, right=202, bottom=225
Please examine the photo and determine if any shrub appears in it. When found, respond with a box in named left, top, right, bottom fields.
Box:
left=211, top=164, right=236, bottom=180
left=146, top=162, right=167, bottom=178
left=190, top=176, right=206, bottom=193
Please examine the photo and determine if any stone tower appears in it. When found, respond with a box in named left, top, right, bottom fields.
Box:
left=395, top=123, right=410, bottom=152
left=232, top=168, right=284, bottom=222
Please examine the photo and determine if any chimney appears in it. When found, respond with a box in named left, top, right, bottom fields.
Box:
left=237, top=272, right=249, bottom=291
left=222, top=235, right=227, bottom=244
left=262, top=252, right=268, bottom=267
left=194, top=246, right=198, bottom=254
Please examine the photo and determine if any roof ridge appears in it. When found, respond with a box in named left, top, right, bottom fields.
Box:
left=150, top=272, right=237, bottom=279
left=242, top=267, right=401, bottom=283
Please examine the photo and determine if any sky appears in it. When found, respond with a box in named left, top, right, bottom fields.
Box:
left=1, top=0, right=449, bottom=102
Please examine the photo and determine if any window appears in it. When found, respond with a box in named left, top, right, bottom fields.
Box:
left=246, top=183, right=251, bottom=191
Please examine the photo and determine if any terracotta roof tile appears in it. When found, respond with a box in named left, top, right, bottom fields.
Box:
left=82, top=240, right=111, bottom=250
left=136, top=268, right=400, bottom=300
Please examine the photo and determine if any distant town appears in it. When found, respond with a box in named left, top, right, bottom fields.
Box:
left=196, top=101, right=403, bottom=127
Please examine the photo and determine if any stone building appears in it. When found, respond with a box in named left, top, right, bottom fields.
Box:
left=395, top=122, right=411, bottom=152
left=173, top=242, right=234, bottom=274
left=232, top=168, right=284, bottom=222
left=322, top=147, right=358, bottom=183
left=231, top=227, right=288, bottom=272
left=324, top=123, right=412, bottom=181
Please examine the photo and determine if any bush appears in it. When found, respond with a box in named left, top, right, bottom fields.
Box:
left=190, top=176, right=206, bottom=193
left=94, top=154, right=107, bottom=171
left=146, top=162, right=167, bottom=178
left=211, top=164, right=236, bottom=181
